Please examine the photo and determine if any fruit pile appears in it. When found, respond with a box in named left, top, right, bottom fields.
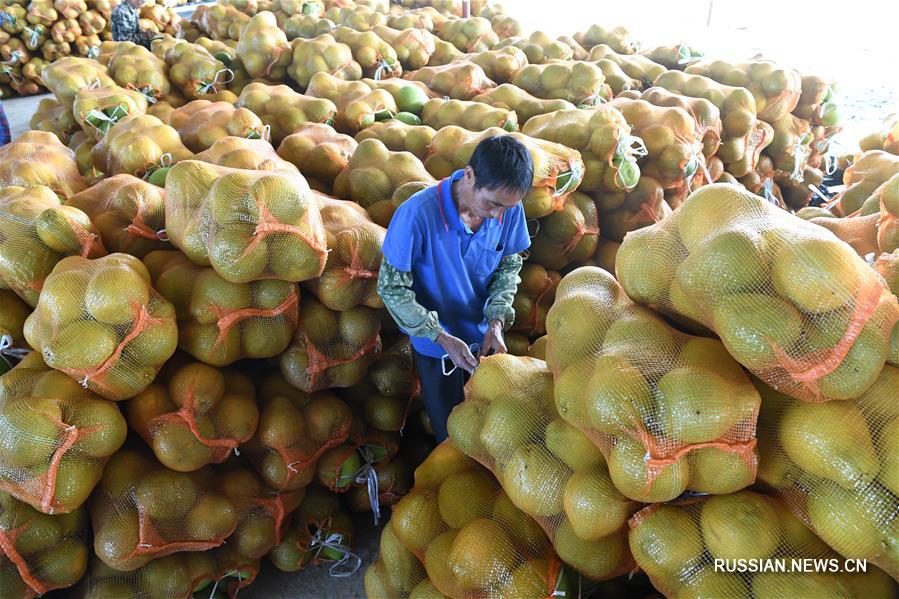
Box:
left=1, top=0, right=899, bottom=596
left=0, top=0, right=182, bottom=98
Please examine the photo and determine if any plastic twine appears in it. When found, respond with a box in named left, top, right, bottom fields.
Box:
left=372, top=59, right=393, bottom=81
left=307, top=529, right=362, bottom=578
left=353, top=444, right=383, bottom=525
left=24, top=27, right=41, bottom=48
left=552, top=158, right=584, bottom=197
left=198, top=68, right=234, bottom=95
left=761, top=178, right=778, bottom=205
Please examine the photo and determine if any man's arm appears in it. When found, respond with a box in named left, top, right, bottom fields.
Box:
left=376, top=261, right=444, bottom=342
left=377, top=261, right=479, bottom=372
left=484, top=253, right=524, bottom=331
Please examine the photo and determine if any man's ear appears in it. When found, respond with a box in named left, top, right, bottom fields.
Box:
left=462, top=165, right=475, bottom=185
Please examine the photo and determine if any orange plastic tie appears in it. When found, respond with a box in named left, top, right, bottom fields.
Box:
left=40, top=422, right=94, bottom=513
left=0, top=523, right=48, bottom=595
left=210, top=285, right=299, bottom=352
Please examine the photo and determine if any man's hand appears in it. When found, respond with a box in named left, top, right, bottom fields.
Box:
left=436, top=332, right=479, bottom=373
left=481, top=319, right=507, bottom=358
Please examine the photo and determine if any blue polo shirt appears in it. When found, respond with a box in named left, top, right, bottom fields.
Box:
left=381, top=169, right=531, bottom=358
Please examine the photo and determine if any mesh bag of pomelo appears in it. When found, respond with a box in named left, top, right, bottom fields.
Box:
left=628, top=489, right=896, bottom=598
left=388, top=441, right=574, bottom=598
left=591, top=175, right=672, bottom=242
left=355, top=120, right=437, bottom=161
left=361, top=78, right=434, bottom=118
left=279, top=295, right=382, bottom=392
left=527, top=192, right=598, bottom=271
left=592, top=59, right=642, bottom=96
left=236, top=82, right=338, bottom=146
left=22, top=253, right=179, bottom=401
left=510, top=61, right=611, bottom=107
left=234, top=12, right=291, bottom=80
left=0, top=131, right=87, bottom=199
left=65, top=175, right=167, bottom=258
left=424, top=126, right=585, bottom=218
left=106, top=41, right=171, bottom=104
left=427, top=38, right=466, bottom=67
left=344, top=453, right=412, bottom=517
left=28, top=97, right=79, bottom=144
left=72, top=84, right=149, bottom=140
left=572, top=24, right=637, bottom=54
left=0, top=491, right=89, bottom=598
left=384, top=7, right=439, bottom=32
left=215, top=461, right=305, bottom=560
left=286, top=34, right=362, bottom=90
left=495, top=32, right=571, bottom=65
left=329, top=26, right=401, bottom=79
left=364, top=514, right=431, bottom=598
left=752, top=369, right=899, bottom=579
left=323, top=4, right=382, bottom=30
left=521, top=104, right=641, bottom=195
left=545, top=267, right=762, bottom=502
left=90, top=115, right=193, bottom=179
left=305, top=71, right=398, bottom=134
left=872, top=174, right=899, bottom=254
left=163, top=41, right=233, bottom=101
left=88, top=447, right=239, bottom=572
left=637, top=86, right=722, bottom=160
left=793, top=74, right=839, bottom=126
left=836, top=150, right=899, bottom=216
left=163, top=160, right=328, bottom=284
left=276, top=123, right=358, bottom=194
left=242, top=371, right=353, bottom=491
left=435, top=16, right=498, bottom=52
left=406, top=61, right=496, bottom=101
left=196, top=4, right=247, bottom=42
left=369, top=25, right=435, bottom=71
left=588, top=46, right=666, bottom=87
left=124, top=357, right=259, bottom=472
left=471, top=84, right=573, bottom=128
left=448, top=354, right=639, bottom=581
left=509, top=264, right=559, bottom=338
left=684, top=59, right=802, bottom=123
left=606, top=97, right=709, bottom=193
left=304, top=194, right=386, bottom=311
left=419, top=97, right=518, bottom=132
left=875, top=250, right=899, bottom=298
left=0, top=185, right=106, bottom=307
left=332, top=137, right=436, bottom=214
left=0, top=352, right=126, bottom=515
left=67, top=131, right=103, bottom=180
left=145, top=250, right=299, bottom=365
left=283, top=14, right=334, bottom=40
left=772, top=166, right=825, bottom=212
left=615, top=183, right=899, bottom=401
left=761, top=113, right=814, bottom=184
left=653, top=70, right=767, bottom=176
left=267, top=484, right=357, bottom=575
left=191, top=137, right=299, bottom=174
left=169, top=100, right=265, bottom=153
left=40, top=56, right=114, bottom=108
left=860, top=114, right=899, bottom=155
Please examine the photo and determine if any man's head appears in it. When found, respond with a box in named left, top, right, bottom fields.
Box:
left=457, top=135, right=533, bottom=220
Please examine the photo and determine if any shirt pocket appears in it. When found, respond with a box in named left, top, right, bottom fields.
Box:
left=472, top=245, right=503, bottom=278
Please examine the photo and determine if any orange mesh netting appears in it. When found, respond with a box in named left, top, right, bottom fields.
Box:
left=146, top=250, right=299, bottom=365
left=235, top=12, right=292, bottom=80
left=386, top=442, right=567, bottom=597
left=594, top=175, right=672, bottom=243
left=330, top=26, right=402, bottom=79
left=89, top=447, right=239, bottom=571
left=23, top=253, right=179, bottom=401
left=107, top=41, right=172, bottom=103
left=753, top=371, right=899, bottom=579
left=126, top=357, right=260, bottom=471
left=836, top=150, right=899, bottom=216
left=418, top=97, right=518, bottom=133
left=406, top=61, right=496, bottom=101
left=0, top=352, right=127, bottom=516
left=528, top=191, right=599, bottom=269
left=192, top=136, right=299, bottom=173
left=510, top=263, right=559, bottom=337
left=305, top=71, right=398, bottom=134
left=243, top=372, right=353, bottom=491
left=510, top=61, right=611, bottom=107
left=616, top=183, right=899, bottom=402
left=356, top=120, right=437, bottom=161
left=435, top=16, right=499, bottom=53
left=0, top=490, right=89, bottom=597
left=448, top=355, right=637, bottom=581
left=163, top=160, right=328, bottom=284
left=169, top=100, right=265, bottom=153
left=545, top=267, right=761, bottom=502
left=72, top=85, right=149, bottom=140
left=277, top=123, right=358, bottom=194
left=0, top=184, right=106, bottom=307
left=279, top=295, right=382, bottom=393
left=627, top=489, right=895, bottom=596
left=472, top=84, right=576, bottom=126
left=305, top=193, right=386, bottom=311
left=0, top=131, right=87, bottom=199
left=286, top=34, right=364, bottom=91
left=66, top=174, right=168, bottom=258
left=638, top=86, right=722, bottom=158
left=41, top=56, right=115, bottom=107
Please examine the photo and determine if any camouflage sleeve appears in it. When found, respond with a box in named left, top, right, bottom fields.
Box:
left=376, top=261, right=445, bottom=342
left=484, top=253, right=523, bottom=330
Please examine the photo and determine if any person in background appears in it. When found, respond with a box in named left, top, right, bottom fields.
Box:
left=377, top=135, right=534, bottom=441
left=109, top=0, right=154, bottom=48
left=0, top=98, right=9, bottom=146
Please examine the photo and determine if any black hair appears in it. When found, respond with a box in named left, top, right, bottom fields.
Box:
left=468, top=135, right=534, bottom=196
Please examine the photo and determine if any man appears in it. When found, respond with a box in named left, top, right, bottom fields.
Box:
left=378, top=135, right=533, bottom=441
left=0, top=98, right=9, bottom=146
left=110, top=0, right=154, bottom=48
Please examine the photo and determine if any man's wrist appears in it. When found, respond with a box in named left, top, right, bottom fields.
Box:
left=488, top=319, right=504, bottom=332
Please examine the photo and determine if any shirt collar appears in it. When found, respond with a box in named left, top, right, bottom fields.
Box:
left=437, top=169, right=503, bottom=233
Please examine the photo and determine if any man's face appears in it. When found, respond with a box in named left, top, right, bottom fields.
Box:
left=462, top=167, right=525, bottom=220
